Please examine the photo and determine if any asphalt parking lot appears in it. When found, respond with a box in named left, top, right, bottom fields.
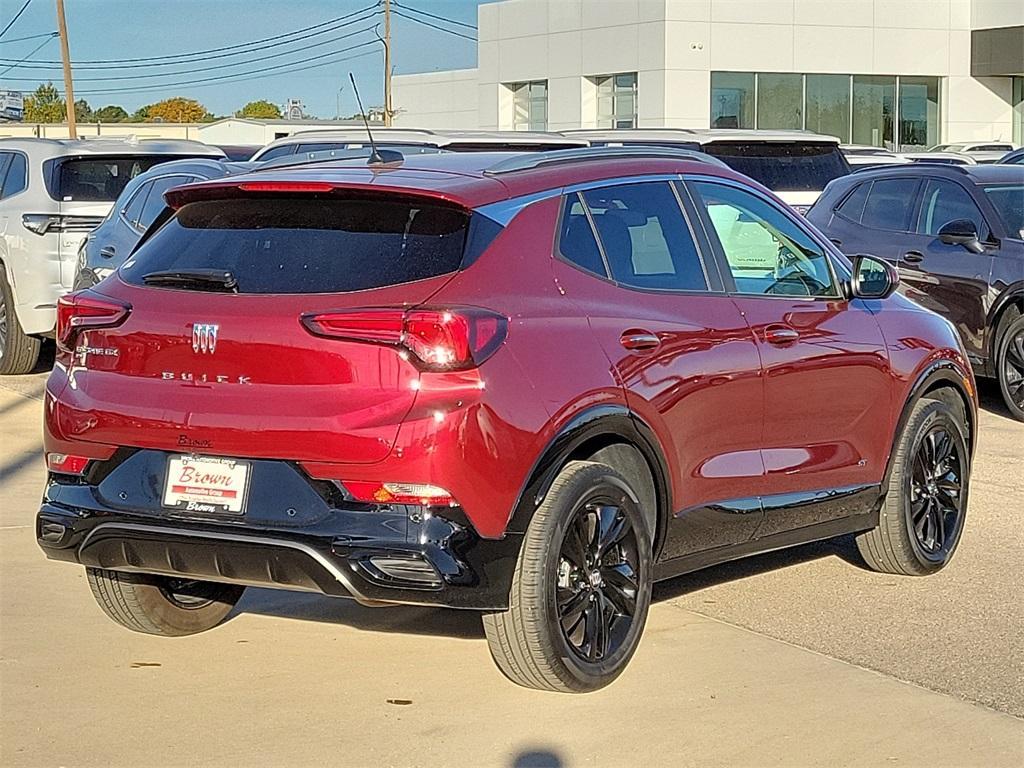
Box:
left=1, top=365, right=1022, bottom=767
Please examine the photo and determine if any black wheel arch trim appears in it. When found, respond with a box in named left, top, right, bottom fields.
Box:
left=885, top=360, right=977, bottom=489
left=987, top=285, right=1023, bottom=365
left=504, top=404, right=673, bottom=558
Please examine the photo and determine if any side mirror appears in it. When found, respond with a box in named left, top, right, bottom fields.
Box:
left=937, top=218, right=985, bottom=254
left=850, top=254, right=900, bottom=299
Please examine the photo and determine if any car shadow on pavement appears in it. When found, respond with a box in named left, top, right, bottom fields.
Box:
left=977, top=378, right=1014, bottom=420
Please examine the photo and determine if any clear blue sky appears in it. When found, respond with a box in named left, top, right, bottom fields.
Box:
left=0, top=0, right=491, bottom=118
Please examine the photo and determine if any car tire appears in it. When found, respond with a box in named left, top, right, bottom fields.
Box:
left=0, top=273, right=41, bottom=376
left=996, top=313, right=1024, bottom=422
left=856, top=397, right=970, bottom=576
left=483, top=460, right=652, bottom=693
left=86, top=568, right=244, bottom=636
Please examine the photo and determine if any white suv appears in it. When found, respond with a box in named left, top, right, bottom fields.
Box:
left=0, top=138, right=223, bottom=373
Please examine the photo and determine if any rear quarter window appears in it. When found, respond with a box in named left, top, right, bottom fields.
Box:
left=121, top=196, right=472, bottom=294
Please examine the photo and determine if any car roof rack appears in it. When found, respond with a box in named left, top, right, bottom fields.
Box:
left=483, top=145, right=729, bottom=175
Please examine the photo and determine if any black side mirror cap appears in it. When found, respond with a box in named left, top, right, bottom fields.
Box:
left=938, top=218, right=985, bottom=254
left=850, top=254, right=900, bottom=299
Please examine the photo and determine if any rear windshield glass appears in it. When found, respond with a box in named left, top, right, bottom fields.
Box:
left=121, top=196, right=470, bottom=294
left=703, top=142, right=850, bottom=191
left=47, top=156, right=181, bottom=202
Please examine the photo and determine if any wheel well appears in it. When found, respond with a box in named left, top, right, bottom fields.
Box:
left=921, top=381, right=974, bottom=452
left=991, top=298, right=1022, bottom=366
left=567, top=437, right=661, bottom=551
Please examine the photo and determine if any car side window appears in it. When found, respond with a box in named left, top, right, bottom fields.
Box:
left=692, top=180, right=839, bottom=298
left=139, top=175, right=195, bottom=230
left=579, top=182, right=707, bottom=291
left=121, top=182, right=151, bottom=229
left=558, top=193, right=607, bottom=276
left=861, top=178, right=919, bottom=231
left=835, top=182, right=869, bottom=222
left=0, top=153, right=27, bottom=199
left=916, top=179, right=988, bottom=239
left=257, top=145, right=297, bottom=161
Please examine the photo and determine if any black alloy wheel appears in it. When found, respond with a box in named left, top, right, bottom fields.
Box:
left=999, top=318, right=1024, bottom=418
left=908, top=425, right=964, bottom=560
left=556, top=501, right=641, bottom=663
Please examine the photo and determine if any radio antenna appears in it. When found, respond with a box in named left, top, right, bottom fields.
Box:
left=349, top=72, right=384, bottom=165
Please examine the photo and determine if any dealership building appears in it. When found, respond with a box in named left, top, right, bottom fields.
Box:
left=392, top=0, right=1024, bottom=150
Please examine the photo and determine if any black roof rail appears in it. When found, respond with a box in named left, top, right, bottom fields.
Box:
left=482, top=145, right=729, bottom=175
left=253, top=146, right=444, bottom=172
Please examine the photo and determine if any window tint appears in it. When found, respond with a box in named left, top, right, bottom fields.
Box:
left=836, top=182, right=870, bottom=222
left=121, top=183, right=150, bottom=228
left=917, top=179, right=987, bottom=238
left=1, top=153, right=27, bottom=198
left=123, top=197, right=470, bottom=294
left=49, top=156, right=175, bottom=202
left=983, top=185, right=1024, bottom=237
left=256, top=145, right=297, bottom=161
left=139, top=175, right=195, bottom=230
left=693, top=181, right=837, bottom=297
left=580, top=182, right=707, bottom=291
left=861, top=178, right=919, bottom=231
left=558, top=193, right=606, bottom=276
left=703, top=142, right=849, bottom=191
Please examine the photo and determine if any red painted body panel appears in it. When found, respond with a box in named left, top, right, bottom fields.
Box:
left=43, top=152, right=978, bottom=549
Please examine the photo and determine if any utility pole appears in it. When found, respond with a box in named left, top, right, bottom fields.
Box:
left=55, top=0, right=77, bottom=139
left=383, top=0, right=392, bottom=126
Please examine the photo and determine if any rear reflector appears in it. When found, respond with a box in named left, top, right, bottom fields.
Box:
left=343, top=481, right=456, bottom=507
left=46, top=453, right=90, bottom=474
left=302, top=308, right=507, bottom=372
left=56, top=291, right=131, bottom=353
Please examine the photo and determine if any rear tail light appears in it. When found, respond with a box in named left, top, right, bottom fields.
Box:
left=46, top=453, right=90, bottom=475
left=302, top=308, right=507, bottom=371
left=341, top=481, right=456, bottom=507
left=22, top=213, right=103, bottom=235
left=56, top=291, right=131, bottom=353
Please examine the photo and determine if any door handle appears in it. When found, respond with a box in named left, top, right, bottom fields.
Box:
left=903, top=251, right=924, bottom=264
left=764, top=325, right=799, bottom=345
left=99, top=245, right=116, bottom=259
left=620, top=330, right=661, bottom=351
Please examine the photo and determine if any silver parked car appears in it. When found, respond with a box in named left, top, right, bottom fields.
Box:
left=0, top=137, right=224, bottom=374
left=75, top=158, right=255, bottom=291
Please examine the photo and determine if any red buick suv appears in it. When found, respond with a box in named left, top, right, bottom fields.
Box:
left=38, top=147, right=976, bottom=692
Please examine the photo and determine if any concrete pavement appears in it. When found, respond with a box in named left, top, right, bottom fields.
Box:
left=1, top=379, right=1021, bottom=767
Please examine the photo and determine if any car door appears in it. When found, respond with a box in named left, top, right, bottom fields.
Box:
left=551, top=180, right=766, bottom=558
left=687, top=177, right=892, bottom=536
left=823, top=176, right=922, bottom=263
left=897, top=177, right=995, bottom=365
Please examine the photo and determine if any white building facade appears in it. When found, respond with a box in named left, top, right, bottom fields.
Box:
left=392, top=0, right=1024, bottom=149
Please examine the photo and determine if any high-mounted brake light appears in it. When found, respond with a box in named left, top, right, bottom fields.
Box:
left=237, top=181, right=335, bottom=193
left=302, top=308, right=507, bottom=372
left=46, top=453, right=90, bottom=475
left=56, top=291, right=131, bottom=353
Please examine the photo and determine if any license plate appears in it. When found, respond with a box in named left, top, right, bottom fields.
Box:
left=162, top=455, right=251, bottom=515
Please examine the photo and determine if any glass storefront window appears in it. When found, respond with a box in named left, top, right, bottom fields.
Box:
left=756, top=73, right=803, bottom=130
left=898, top=76, right=940, bottom=150
left=805, top=74, right=851, bottom=143
left=852, top=75, right=896, bottom=149
left=711, top=72, right=755, bottom=129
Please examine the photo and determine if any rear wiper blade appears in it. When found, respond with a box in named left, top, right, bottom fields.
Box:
left=142, top=268, right=239, bottom=293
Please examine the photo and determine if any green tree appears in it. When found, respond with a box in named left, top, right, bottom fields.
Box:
left=23, top=82, right=66, bottom=123
left=237, top=99, right=281, bottom=119
left=93, top=104, right=129, bottom=122
left=141, top=97, right=210, bottom=123
left=74, top=99, right=92, bottom=122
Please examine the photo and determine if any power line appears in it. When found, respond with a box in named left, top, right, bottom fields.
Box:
left=0, top=2, right=380, bottom=66
left=69, top=40, right=382, bottom=96
left=0, top=30, right=54, bottom=45
left=0, top=32, right=56, bottom=78
left=391, top=9, right=476, bottom=42
left=2, top=25, right=378, bottom=81
left=0, top=0, right=33, bottom=41
left=392, top=1, right=477, bottom=31
left=71, top=47, right=382, bottom=98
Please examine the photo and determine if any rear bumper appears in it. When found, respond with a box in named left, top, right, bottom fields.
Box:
left=37, top=475, right=522, bottom=610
